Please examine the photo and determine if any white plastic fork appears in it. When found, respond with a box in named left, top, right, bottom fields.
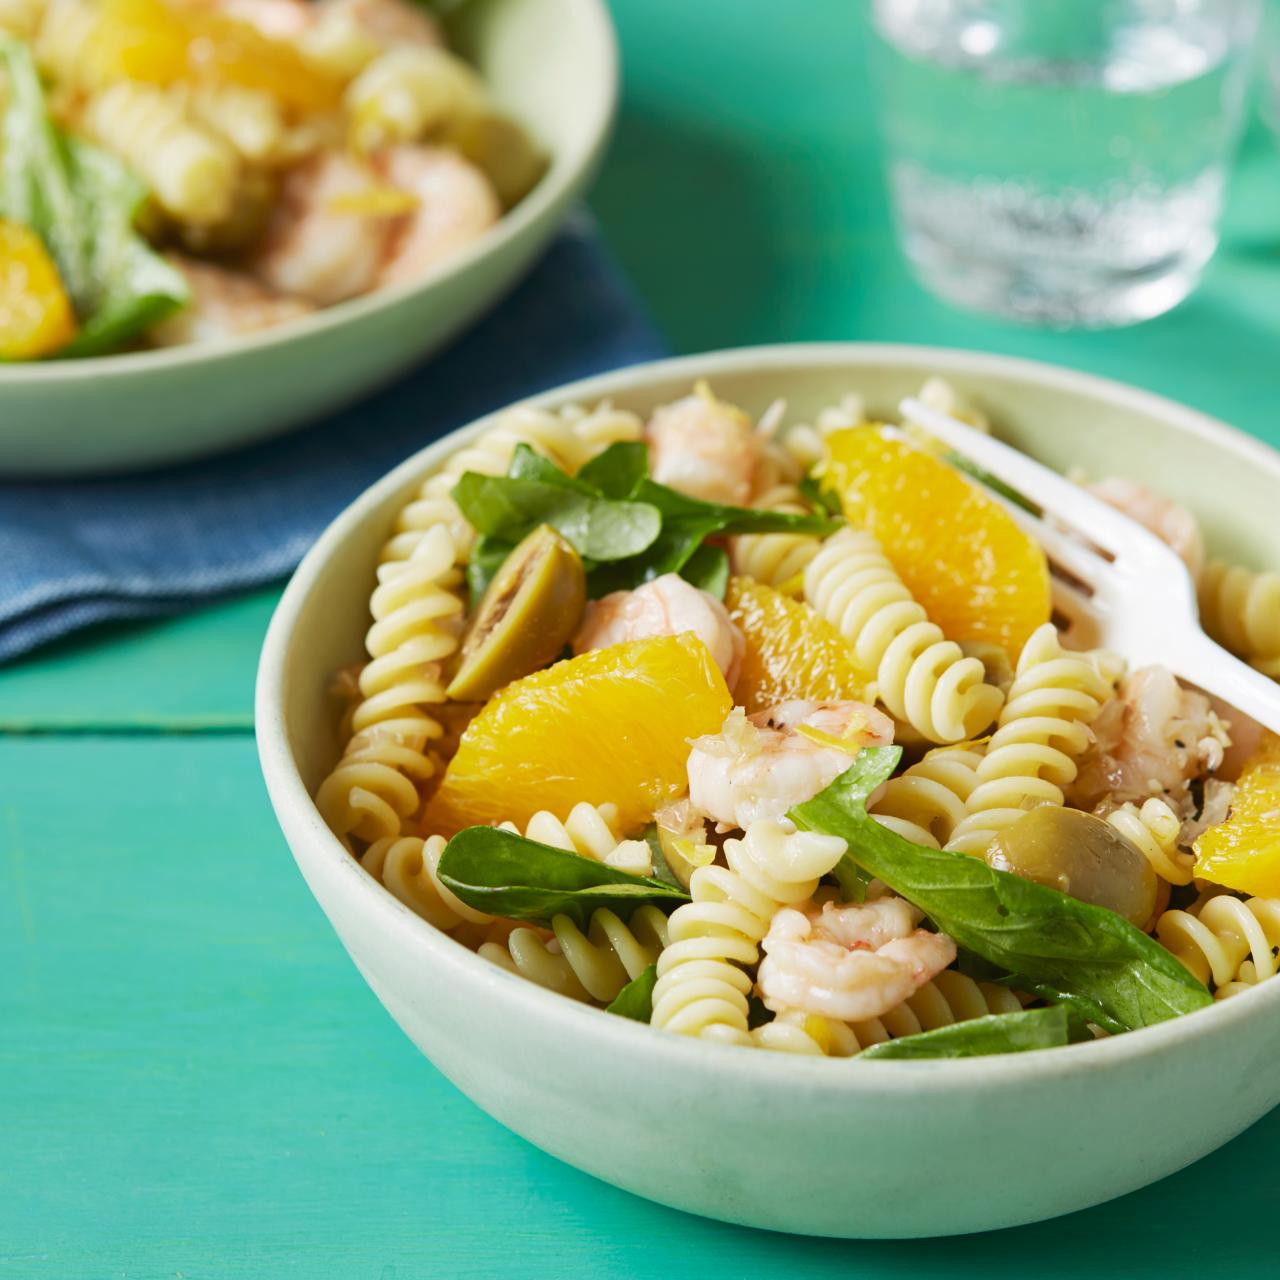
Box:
left=900, top=397, right=1280, bottom=734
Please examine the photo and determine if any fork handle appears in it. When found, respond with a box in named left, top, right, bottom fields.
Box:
left=1176, top=631, right=1280, bottom=737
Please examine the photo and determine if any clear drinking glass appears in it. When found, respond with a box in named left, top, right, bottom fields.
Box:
left=871, top=0, right=1261, bottom=328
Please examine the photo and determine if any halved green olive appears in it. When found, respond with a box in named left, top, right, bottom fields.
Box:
left=446, top=524, right=585, bottom=701
left=988, top=806, right=1158, bottom=928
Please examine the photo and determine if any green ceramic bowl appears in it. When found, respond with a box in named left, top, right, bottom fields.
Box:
left=0, top=0, right=616, bottom=478
left=256, top=344, right=1280, bottom=1239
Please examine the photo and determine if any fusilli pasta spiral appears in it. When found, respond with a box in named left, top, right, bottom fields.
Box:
left=346, top=45, right=485, bottom=151
left=178, top=83, right=288, bottom=164
left=1105, top=797, right=1194, bottom=886
left=650, top=821, right=847, bottom=1045
left=498, top=802, right=652, bottom=876
left=383, top=401, right=644, bottom=567
left=361, top=833, right=492, bottom=931
left=81, top=83, right=241, bottom=224
left=774, top=392, right=866, bottom=473
left=804, top=528, right=1005, bottom=743
left=1156, top=895, right=1280, bottom=998
left=869, top=746, right=984, bottom=849
left=729, top=481, right=820, bottom=594
left=481, top=907, right=669, bottom=1004
left=947, top=624, right=1116, bottom=856
left=755, top=970, right=1024, bottom=1056
left=1198, top=559, right=1280, bottom=678
left=315, top=523, right=464, bottom=844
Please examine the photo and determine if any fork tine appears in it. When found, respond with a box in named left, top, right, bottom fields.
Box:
left=900, top=398, right=1157, bottom=560
left=1002, top=501, right=1110, bottom=589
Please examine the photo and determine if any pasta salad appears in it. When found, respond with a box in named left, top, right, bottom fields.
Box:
left=0, top=0, right=543, bottom=358
left=316, top=379, right=1280, bottom=1059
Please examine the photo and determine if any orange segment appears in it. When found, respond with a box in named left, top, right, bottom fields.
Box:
left=725, top=576, right=873, bottom=715
left=89, top=0, right=343, bottom=114
left=1194, top=734, right=1280, bottom=897
left=0, top=220, right=76, bottom=359
left=822, top=426, right=1050, bottom=659
left=424, top=633, right=732, bottom=837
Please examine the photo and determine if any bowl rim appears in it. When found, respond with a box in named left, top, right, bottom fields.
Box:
left=256, top=340, right=1280, bottom=1092
left=0, top=0, right=618, bottom=385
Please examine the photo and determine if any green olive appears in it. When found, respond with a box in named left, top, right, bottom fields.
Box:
left=446, top=524, right=585, bottom=701
left=440, top=110, right=547, bottom=208
left=987, top=806, right=1158, bottom=928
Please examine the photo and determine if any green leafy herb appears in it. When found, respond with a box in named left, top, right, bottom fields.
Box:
left=590, top=480, right=839, bottom=594
left=0, top=37, right=188, bottom=356
left=576, top=441, right=650, bottom=499
left=943, top=450, right=1042, bottom=517
left=789, top=748, right=1213, bottom=1035
left=799, top=473, right=843, bottom=517
left=605, top=965, right=657, bottom=1021
left=641, top=824, right=684, bottom=891
left=679, top=543, right=730, bottom=598
left=454, top=442, right=839, bottom=599
left=858, top=1007, right=1071, bottom=1060
left=437, top=827, right=689, bottom=929
left=451, top=471, right=661, bottom=563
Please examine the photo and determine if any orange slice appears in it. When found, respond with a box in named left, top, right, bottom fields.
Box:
left=822, top=426, right=1050, bottom=659
left=90, top=0, right=343, bottom=114
left=1194, top=734, right=1280, bottom=897
left=0, top=220, right=76, bottom=359
left=423, top=633, right=732, bottom=837
left=725, top=576, right=873, bottom=715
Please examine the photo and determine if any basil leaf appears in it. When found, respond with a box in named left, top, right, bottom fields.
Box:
left=451, top=472, right=661, bottom=562
left=465, top=533, right=512, bottom=602
left=632, top=479, right=842, bottom=538
left=678, top=543, right=730, bottom=598
left=789, top=748, right=1213, bottom=1035
left=438, top=827, right=689, bottom=929
left=585, top=481, right=841, bottom=594
left=577, top=441, right=650, bottom=499
left=641, top=824, right=684, bottom=890
left=507, top=443, right=594, bottom=492
left=859, top=1007, right=1070, bottom=1060
left=799, top=473, right=843, bottom=516
left=0, top=37, right=187, bottom=355
left=605, top=965, right=657, bottom=1021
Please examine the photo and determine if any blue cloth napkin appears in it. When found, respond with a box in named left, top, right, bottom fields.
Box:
left=0, top=217, right=666, bottom=664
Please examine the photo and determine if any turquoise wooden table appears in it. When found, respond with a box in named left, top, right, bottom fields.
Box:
left=5, top=3, right=1280, bottom=1274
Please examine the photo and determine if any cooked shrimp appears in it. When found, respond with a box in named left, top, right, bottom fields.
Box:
left=1087, top=477, right=1205, bottom=580
left=374, top=145, right=499, bottom=288
left=573, top=572, right=745, bottom=687
left=647, top=382, right=761, bottom=507
left=1205, top=694, right=1264, bottom=781
left=758, top=897, right=957, bottom=1022
left=687, top=700, right=895, bottom=830
left=1070, top=665, right=1230, bottom=810
left=250, top=151, right=392, bottom=304
left=149, top=255, right=313, bottom=346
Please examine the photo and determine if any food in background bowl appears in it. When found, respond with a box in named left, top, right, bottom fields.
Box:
left=311, top=374, right=1280, bottom=1059
left=0, top=0, right=544, bottom=358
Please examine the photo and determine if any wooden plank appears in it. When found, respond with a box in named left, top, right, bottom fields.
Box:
left=0, top=589, right=277, bottom=732
left=2, top=737, right=1278, bottom=1276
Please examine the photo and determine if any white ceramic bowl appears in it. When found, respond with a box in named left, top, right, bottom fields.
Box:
left=256, top=344, right=1280, bottom=1238
left=0, top=0, right=616, bottom=478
